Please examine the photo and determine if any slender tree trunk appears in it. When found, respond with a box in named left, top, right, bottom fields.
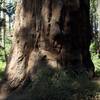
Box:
left=1, top=0, right=94, bottom=91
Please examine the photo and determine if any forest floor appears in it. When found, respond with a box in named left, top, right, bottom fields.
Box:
left=0, top=71, right=100, bottom=100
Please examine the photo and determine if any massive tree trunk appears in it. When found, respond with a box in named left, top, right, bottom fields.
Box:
left=1, top=0, right=94, bottom=91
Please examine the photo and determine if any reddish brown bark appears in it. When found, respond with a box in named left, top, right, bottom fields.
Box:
left=0, top=0, right=94, bottom=91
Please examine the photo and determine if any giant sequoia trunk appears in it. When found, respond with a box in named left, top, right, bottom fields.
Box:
left=1, top=0, right=94, bottom=91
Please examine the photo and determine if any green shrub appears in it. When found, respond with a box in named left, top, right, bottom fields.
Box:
left=90, top=42, right=100, bottom=74
left=0, top=36, right=11, bottom=79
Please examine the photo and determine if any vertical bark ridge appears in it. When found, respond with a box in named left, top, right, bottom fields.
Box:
left=5, top=0, right=36, bottom=88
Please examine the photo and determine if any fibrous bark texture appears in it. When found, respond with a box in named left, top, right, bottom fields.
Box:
left=2, top=0, right=94, bottom=90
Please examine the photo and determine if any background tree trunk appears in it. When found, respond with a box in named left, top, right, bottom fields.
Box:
left=1, top=0, right=94, bottom=91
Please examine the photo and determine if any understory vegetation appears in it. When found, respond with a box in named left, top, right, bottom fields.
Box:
left=90, top=42, right=100, bottom=76
left=0, top=35, right=11, bottom=79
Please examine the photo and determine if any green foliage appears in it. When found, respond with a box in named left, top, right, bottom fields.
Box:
left=0, top=36, right=11, bottom=79
left=0, top=58, right=5, bottom=79
left=90, top=42, right=97, bottom=54
left=5, top=35, right=12, bottom=54
left=90, top=0, right=100, bottom=56
left=92, top=54, right=100, bottom=71
left=90, top=42, right=100, bottom=77
left=90, top=0, right=97, bottom=13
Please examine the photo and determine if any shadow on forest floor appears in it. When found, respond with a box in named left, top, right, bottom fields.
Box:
left=0, top=60, right=99, bottom=100
left=4, top=67, right=100, bottom=100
